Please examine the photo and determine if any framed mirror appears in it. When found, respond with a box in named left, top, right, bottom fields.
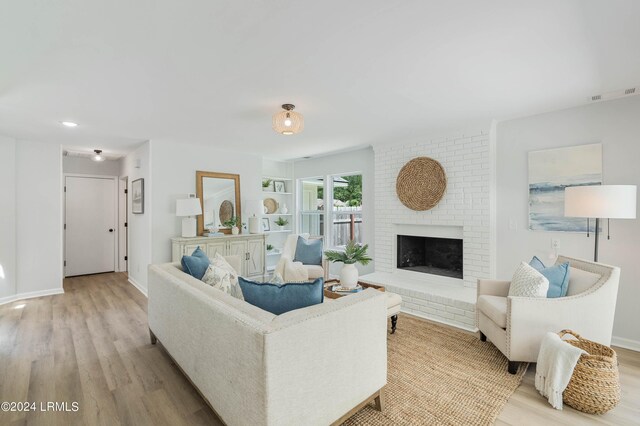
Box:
left=196, top=171, right=241, bottom=235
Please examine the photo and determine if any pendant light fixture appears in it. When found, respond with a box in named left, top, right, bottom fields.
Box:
left=272, top=104, right=304, bottom=135
left=92, top=149, right=104, bottom=162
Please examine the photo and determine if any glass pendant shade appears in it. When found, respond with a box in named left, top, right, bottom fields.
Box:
left=272, top=104, right=304, bottom=135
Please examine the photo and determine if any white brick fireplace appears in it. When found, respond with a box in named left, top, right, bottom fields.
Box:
left=361, top=131, right=494, bottom=330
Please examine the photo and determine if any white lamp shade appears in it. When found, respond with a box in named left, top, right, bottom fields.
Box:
left=564, top=185, right=637, bottom=219
left=176, top=198, right=202, bottom=217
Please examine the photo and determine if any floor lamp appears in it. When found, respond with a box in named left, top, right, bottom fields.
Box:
left=564, top=185, right=637, bottom=262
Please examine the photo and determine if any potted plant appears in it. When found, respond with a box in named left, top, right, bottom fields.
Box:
left=262, top=179, right=272, bottom=192
left=274, top=217, right=288, bottom=230
left=324, top=240, right=372, bottom=288
left=222, top=216, right=241, bottom=235
left=266, top=244, right=274, bottom=253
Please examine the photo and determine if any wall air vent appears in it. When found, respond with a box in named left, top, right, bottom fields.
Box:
left=589, top=86, right=638, bottom=103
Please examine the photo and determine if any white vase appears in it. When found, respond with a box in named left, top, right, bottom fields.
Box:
left=280, top=204, right=288, bottom=214
left=231, top=226, right=240, bottom=235
left=340, top=263, right=359, bottom=289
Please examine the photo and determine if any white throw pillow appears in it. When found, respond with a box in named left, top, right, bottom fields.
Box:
left=509, top=261, right=549, bottom=298
left=268, top=272, right=285, bottom=284
left=204, top=254, right=244, bottom=299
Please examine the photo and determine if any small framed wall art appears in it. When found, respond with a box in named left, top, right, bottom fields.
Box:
left=132, top=178, right=144, bottom=214
left=273, top=180, right=286, bottom=193
left=261, top=217, right=270, bottom=232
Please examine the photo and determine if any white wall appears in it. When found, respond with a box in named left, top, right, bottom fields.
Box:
left=294, top=148, right=375, bottom=276
left=16, top=140, right=63, bottom=295
left=496, top=95, right=640, bottom=347
left=63, top=156, right=121, bottom=176
left=150, top=140, right=263, bottom=265
left=0, top=136, right=17, bottom=300
left=120, top=142, right=152, bottom=292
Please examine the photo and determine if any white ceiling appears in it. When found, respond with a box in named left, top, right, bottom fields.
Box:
left=1, top=1, right=639, bottom=159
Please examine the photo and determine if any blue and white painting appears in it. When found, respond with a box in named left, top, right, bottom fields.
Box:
left=528, top=143, right=602, bottom=232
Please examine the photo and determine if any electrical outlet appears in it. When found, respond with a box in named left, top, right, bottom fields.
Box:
left=551, top=238, right=560, bottom=249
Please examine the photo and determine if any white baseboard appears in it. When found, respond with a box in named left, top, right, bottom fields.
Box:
left=611, top=336, right=640, bottom=352
left=128, top=277, right=148, bottom=297
left=401, top=308, right=478, bottom=333
left=0, top=288, right=65, bottom=306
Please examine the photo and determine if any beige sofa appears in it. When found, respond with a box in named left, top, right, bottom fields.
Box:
left=477, top=255, right=620, bottom=373
left=148, top=258, right=387, bottom=426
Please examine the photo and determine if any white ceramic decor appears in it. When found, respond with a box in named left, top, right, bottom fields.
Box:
left=340, top=264, right=359, bottom=288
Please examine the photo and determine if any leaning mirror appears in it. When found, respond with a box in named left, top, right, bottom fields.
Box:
left=196, top=171, right=241, bottom=235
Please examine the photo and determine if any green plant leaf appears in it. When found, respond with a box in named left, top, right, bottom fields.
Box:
left=324, top=240, right=372, bottom=265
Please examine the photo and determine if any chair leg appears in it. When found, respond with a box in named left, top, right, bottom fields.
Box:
left=508, top=361, right=519, bottom=374
left=149, top=328, right=157, bottom=345
left=374, top=388, right=385, bottom=412
left=479, top=331, right=487, bottom=342
left=390, top=315, right=398, bottom=334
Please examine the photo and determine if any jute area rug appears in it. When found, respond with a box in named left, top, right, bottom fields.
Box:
left=345, top=314, right=527, bottom=426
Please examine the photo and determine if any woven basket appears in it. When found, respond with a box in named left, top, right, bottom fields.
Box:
left=559, top=330, right=620, bottom=414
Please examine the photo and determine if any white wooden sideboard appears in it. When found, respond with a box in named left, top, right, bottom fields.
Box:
left=171, top=234, right=266, bottom=278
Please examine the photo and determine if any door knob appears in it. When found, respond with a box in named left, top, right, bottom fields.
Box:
left=109, top=229, right=114, bottom=232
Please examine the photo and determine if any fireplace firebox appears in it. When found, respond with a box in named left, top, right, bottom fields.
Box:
left=396, top=235, right=463, bottom=279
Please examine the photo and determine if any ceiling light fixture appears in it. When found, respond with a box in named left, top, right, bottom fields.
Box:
left=61, top=121, right=78, bottom=127
left=92, top=149, right=104, bottom=162
left=272, top=104, right=304, bottom=135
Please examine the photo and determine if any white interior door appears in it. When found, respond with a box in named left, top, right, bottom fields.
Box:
left=65, top=176, right=116, bottom=276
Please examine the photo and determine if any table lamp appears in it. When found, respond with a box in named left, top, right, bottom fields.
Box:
left=245, top=199, right=263, bottom=234
left=564, top=185, right=637, bottom=262
left=176, top=198, right=202, bottom=237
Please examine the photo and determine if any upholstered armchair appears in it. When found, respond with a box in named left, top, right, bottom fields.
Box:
left=275, top=233, right=329, bottom=281
left=476, top=255, right=620, bottom=374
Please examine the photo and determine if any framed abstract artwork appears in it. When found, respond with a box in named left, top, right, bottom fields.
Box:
left=528, top=143, right=602, bottom=232
left=132, top=178, right=144, bottom=214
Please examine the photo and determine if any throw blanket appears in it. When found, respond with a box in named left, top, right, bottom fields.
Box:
left=535, top=332, right=586, bottom=409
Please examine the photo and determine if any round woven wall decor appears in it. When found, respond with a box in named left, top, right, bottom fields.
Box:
left=396, top=157, right=447, bottom=211
left=219, top=200, right=234, bottom=223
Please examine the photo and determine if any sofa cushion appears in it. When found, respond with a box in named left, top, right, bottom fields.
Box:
left=202, top=265, right=244, bottom=300
left=477, top=295, right=507, bottom=329
left=529, top=256, right=570, bottom=298
left=159, top=263, right=277, bottom=325
left=293, top=236, right=323, bottom=265
left=181, top=246, right=210, bottom=280
left=238, top=277, right=324, bottom=315
left=508, top=261, right=549, bottom=298
left=566, top=267, right=601, bottom=296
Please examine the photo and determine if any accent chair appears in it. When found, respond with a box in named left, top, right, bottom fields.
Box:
left=476, top=255, right=620, bottom=374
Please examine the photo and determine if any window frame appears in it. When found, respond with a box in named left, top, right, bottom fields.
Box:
left=297, top=171, right=364, bottom=250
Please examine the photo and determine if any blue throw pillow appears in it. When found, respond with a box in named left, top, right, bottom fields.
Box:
left=238, top=277, right=324, bottom=315
left=293, top=236, right=323, bottom=265
left=529, top=256, right=570, bottom=298
left=181, top=246, right=210, bottom=280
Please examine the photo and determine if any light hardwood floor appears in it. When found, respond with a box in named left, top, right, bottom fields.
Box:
left=0, top=272, right=638, bottom=425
